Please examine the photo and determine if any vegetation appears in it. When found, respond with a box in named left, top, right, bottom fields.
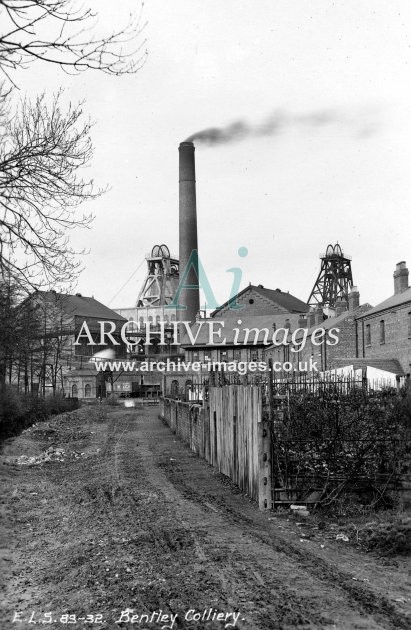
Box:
left=272, top=384, right=411, bottom=510
left=352, top=515, right=411, bottom=555
left=0, top=382, right=79, bottom=441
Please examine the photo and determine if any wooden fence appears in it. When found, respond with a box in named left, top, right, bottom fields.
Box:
left=161, top=384, right=271, bottom=508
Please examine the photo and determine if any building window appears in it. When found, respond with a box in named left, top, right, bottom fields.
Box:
left=250, top=348, right=259, bottom=361
left=84, top=383, right=91, bottom=397
left=285, top=319, right=291, bottom=330
left=192, top=350, right=200, bottom=362
left=233, top=348, right=242, bottom=362
left=219, top=349, right=228, bottom=363
left=408, top=312, right=411, bottom=338
left=366, top=323, right=371, bottom=346
left=71, top=384, right=78, bottom=397
left=379, top=320, right=385, bottom=344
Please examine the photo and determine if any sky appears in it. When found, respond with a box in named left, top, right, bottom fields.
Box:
left=17, top=0, right=411, bottom=310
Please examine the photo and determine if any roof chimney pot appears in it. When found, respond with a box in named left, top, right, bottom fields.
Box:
left=348, top=286, right=360, bottom=311
left=393, top=261, right=409, bottom=294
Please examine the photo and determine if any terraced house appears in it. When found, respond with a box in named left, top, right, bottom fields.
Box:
left=264, top=262, right=411, bottom=386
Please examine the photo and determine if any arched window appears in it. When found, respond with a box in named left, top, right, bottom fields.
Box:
left=164, top=315, right=169, bottom=323
left=156, top=315, right=161, bottom=325
left=171, top=314, right=176, bottom=322
left=170, top=380, right=179, bottom=398
left=84, top=383, right=91, bottom=398
left=72, top=384, right=78, bottom=397
left=139, top=316, right=144, bottom=327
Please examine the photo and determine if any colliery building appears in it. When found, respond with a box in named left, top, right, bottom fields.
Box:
left=13, top=135, right=408, bottom=399
left=183, top=284, right=309, bottom=364
left=114, top=244, right=180, bottom=331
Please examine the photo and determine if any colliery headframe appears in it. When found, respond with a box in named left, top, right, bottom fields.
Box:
left=307, top=243, right=354, bottom=312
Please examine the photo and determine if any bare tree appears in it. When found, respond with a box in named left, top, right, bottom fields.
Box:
left=0, top=91, right=98, bottom=289
left=0, top=1, right=147, bottom=291
left=0, top=0, right=147, bottom=82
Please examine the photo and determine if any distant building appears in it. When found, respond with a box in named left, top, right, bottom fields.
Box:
left=264, top=262, right=411, bottom=386
left=211, top=284, right=308, bottom=320
left=183, top=284, right=308, bottom=364
left=22, top=291, right=127, bottom=398
left=264, top=286, right=371, bottom=373
left=353, top=262, right=411, bottom=378
left=114, top=244, right=179, bottom=328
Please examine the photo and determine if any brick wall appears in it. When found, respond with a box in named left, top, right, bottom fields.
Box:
left=161, top=398, right=209, bottom=459
left=163, top=372, right=204, bottom=401
left=263, top=305, right=377, bottom=374
left=356, top=303, right=411, bottom=374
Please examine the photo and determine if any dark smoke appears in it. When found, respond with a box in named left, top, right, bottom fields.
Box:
left=186, top=108, right=377, bottom=145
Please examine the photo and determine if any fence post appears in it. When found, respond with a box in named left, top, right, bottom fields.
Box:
left=259, top=379, right=273, bottom=511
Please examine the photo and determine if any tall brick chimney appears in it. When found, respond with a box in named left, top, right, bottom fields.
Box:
left=179, top=141, right=200, bottom=324
left=348, top=286, right=360, bottom=311
left=393, top=261, right=409, bottom=294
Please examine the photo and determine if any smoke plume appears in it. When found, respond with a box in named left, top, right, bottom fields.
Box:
left=186, top=108, right=378, bottom=145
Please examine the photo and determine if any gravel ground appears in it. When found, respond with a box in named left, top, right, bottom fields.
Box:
left=1, top=405, right=410, bottom=630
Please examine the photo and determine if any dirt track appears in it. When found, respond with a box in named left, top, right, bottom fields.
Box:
left=1, top=405, right=410, bottom=630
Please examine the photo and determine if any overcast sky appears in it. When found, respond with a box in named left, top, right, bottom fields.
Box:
left=20, top=0, right=411, bottom=310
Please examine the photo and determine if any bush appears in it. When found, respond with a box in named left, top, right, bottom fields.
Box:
left=360, top=516, right=411, bottom=555
left=0, top=383, right=24, bottom=421
left=0, top=384, right=79, bottom=442
left=272, top=385, right=411, bottom=508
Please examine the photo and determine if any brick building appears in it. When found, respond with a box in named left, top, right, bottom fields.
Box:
left=183, top=284, right=308, bottom=364
left=264, top=287, right=371, bottom=373
left=20, top=291, right=127, bottom=398
left=211, top=284, right=308, bottom=320
left=354, top=262, right=411, bottom=377
left=264, top=262, right=411, bottom=385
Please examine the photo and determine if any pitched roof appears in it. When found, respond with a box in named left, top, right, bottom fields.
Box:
left=211, top=284, right=308, bottom=317
left=35, top=291, right=127, bottom=321
left=332, top=358, right=405, bottom=376
left=355, top=287, right=411, bottom=318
